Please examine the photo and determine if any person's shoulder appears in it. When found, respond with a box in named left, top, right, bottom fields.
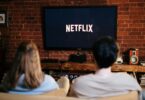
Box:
left=42, top=74, right=59, bottom=88
left=113, top=72, right=132, bottom=77
left=77, top=73, right=94, bottom=79
left=44, top=74, right=55, bottom=80
left=44, top=74, right=53, bottom=78
left=112, top=72, right=136, bottom=81
left=73, top=74, right=93, bottom=84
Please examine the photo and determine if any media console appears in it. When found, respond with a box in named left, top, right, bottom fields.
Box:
left=41, top=62, right=145, bottom=81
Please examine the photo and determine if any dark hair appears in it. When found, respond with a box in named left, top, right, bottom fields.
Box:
left=92, top=36, right=119, bottom=68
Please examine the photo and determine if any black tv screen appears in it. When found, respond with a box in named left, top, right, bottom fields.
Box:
left=42, top=6, right=117, bottom=50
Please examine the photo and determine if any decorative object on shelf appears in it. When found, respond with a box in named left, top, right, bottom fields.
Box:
left=0, top=11, right=7, bottom=26
left=115, top=56, right=123, bottom=64
left=122, top=48, right=139, bottom=65
left=140, top=61, right=145, bottom=66
left=129, top=48, right=139, bottom=65
left=68, top=49, right=86, bottom=63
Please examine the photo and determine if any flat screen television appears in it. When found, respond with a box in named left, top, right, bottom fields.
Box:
left=42, top=6, right=117, bottom=50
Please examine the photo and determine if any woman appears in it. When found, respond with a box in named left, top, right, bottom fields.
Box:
left=70, top=36, right=142, bottom=99
left=0, top=41, right=59, bottom=94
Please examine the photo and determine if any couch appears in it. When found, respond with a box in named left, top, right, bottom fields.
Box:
left=0, top=90, right=138, bottom=100
left=0, top=76, right=139, bottom=100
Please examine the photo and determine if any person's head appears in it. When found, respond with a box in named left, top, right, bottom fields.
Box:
left=9, top=41, right=44, bottom=88
left=92, top=36, right=119, bottom=69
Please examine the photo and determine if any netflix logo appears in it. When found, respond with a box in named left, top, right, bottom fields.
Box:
left=66, top=24, right=93, bottom=33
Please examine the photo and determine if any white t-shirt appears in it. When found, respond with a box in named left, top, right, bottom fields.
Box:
left=9, top=74, right=59, bottom=95
left=72, top=67, right=142, bottom=99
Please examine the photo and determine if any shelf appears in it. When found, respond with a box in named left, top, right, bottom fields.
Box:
left=42, top=62, right=145, bottom=73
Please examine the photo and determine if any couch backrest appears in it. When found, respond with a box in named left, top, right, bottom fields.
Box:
left=0, top=91, right=138, bottom=100
left=0, top=92, right=85, bottom=100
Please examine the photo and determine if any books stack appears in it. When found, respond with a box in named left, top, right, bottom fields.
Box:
left=140, top=74, right=145, bottom=86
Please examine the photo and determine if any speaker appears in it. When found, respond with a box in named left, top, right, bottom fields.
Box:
left=129, top=49, right=139, bottom=65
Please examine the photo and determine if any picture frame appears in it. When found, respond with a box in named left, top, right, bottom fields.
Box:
left=0, top=11, right=7, bottom=26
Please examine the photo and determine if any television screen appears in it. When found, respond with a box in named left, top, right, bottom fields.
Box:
left=42, top=6, right=117, bottom=50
